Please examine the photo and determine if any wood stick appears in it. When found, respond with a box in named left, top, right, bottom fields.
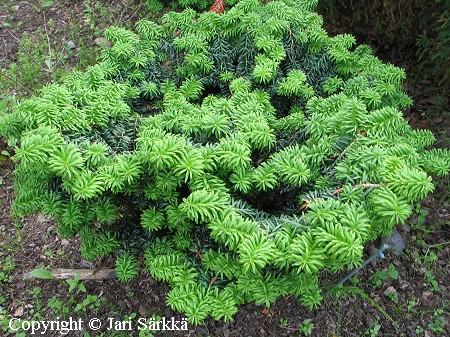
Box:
left=28, top=268, right=116, bottom=280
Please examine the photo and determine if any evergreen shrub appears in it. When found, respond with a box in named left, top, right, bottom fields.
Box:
left=1, top=0, right=449, bottom=324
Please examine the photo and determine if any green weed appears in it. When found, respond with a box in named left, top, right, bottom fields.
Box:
left=298, top=319, right=314, bottom=336
left=371, top=264, right=398, bottom=288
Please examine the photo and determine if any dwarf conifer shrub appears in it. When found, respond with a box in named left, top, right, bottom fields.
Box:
left=1, top=0, right=449, bottom=324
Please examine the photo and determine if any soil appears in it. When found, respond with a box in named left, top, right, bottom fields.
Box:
left=0, top=1, right=449, bottom=337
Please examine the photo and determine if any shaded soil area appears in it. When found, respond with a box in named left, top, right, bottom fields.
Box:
left=1, top=1, right=449, bottom=336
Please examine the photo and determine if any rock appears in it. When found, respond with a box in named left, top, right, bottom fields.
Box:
left=384, top=286, right=396, bottom=296
left=422, top=291, right=432, bottom=300
left=421, top=291, right=434, bottom=307
left=381, top=227, right=405, bottom=256
left=60, top=239, right=69, bottom=246
left=397, top=223, right=411, bottom=233
left=94, top=37, right=111, bottom=48
left=36, top=213, right=47, bottom=223
left=399, top=281, right=410, bottom=290
left=434, top=116, right=444, bottom=124
left=66, top=41, right=76, bottom=49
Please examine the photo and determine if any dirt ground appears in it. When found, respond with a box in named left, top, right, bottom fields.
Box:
left=0, top=1, right=449, bottom=336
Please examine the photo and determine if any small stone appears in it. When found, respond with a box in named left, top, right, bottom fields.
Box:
left=94, top=37, right=111, bottom=48
left=399, top=281, right=410, bottom=290
left=422, top=291, right=432, bottom=300
left=397, top=223, right=411, bottom=233
left=434, top=116, right=444, bottom=124
left=36, top=213, right=46, bottom=223
left=60, top=239, right=69, bottom=246
left=380, top=227, right=405, bottom=255
left=66, top=41, right=76, bottom=49
left=384, top=286, right=396, bottom=296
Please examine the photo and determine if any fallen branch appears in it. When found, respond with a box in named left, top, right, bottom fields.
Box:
left=28, top=268, right=116, bottom=280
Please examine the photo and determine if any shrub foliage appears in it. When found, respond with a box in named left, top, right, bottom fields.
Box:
left=1, top=0, right=449, bottom=323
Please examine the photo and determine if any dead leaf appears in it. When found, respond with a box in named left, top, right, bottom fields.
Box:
left=13, top=306, right=23, bottom=317
left=210, top=0, right=225, bottom=14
